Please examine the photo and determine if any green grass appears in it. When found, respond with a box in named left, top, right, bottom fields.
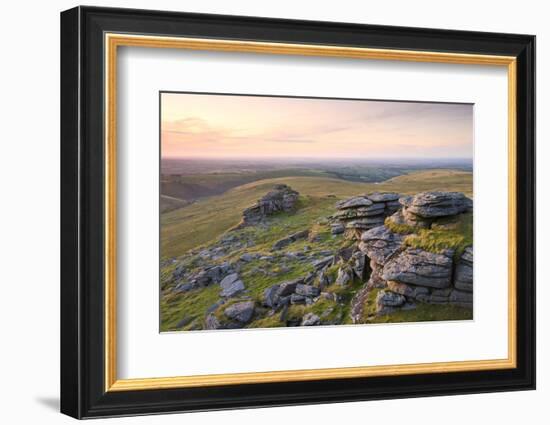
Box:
left=160, top=284, right=221, bottom=331
left=384, top=217, right=417, bottom=235
left=359, top=288, right=473, bottom=323
left=162, top=168, right=330, bottom=201
left=161, top=170, right=472, bottom=259
left=160, top=195, right=190, bottom=213
left=369, top=303, right=473, bottom=323
left=282, top=299, right=345, bottom=325
left=403, top=212, right=473, bottom=257
left=246, top=314, right=284, bottom=328
left=380, top=169, right=473, bottom=196
left=160, top=168, right=473, bottom=331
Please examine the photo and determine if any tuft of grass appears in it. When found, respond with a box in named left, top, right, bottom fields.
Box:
left=358, top=287, right=472, bottom=324
left=359, top=288, right=383, bottom=323
left=403, top=212, right=472, bottom=257
left=160, top=284, right=221, bottom=332
left=247, top=314, right=283, bottom=328
left=384, top=217, right=416, bottom=235
left=286, top=304, right=306, bottom=322
left=370, top=303, right=473, bottom=323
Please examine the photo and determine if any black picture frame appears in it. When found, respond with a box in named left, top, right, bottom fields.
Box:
left=60, top=5, right=535, bottom=419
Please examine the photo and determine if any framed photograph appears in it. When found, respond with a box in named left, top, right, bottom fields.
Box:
left=60, top=6, right=535, bottom=419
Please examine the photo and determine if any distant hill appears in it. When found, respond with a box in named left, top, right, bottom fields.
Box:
left=160, top=195, right=190, bottom=213
left=160, top=165, right=472, bottom=205
left=161, top=169, right=326, bottom=202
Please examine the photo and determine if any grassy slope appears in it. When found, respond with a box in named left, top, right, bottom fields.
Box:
left=161, top=169, right=327, bottom=201
left=160, top=169, right=473, bottom=331
left=160, top=195, right=190, bottom=213
left=161, top=169, right=472, bottom=259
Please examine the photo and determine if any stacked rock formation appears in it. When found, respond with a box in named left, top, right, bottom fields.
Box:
left=331, top=192, right=400, bottom=238
left=263, top=277, right=322, bottom=310
left=239, top=184, right=299, bottom=227
left=356, top=191, right=473, bottom=319
left=388, top=191, right=472, bottom=229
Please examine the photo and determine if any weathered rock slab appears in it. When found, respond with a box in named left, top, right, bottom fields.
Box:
left=301, top=312, right=321, bottom=326
left=336, top=267, right=353, bottom=286
left=335, top=196, right=372, bottom=209
left=359, top=225, right=404, bottom=265
left=454, top=246, right=473, bottom=292
left=295, top=284, right=320, bottom=297
left=377, top=290, right=406, bottom=307
left=277, top=278, right=304, bottom=296
left=368, top=192, right=400, bottom=202
left=402, top=192, right=472, bottom=218
left=382, top=248, right=454, bottom=288
left=219, top=273, right=245, bottom=297
left=224, top=301, right=255, bottom=323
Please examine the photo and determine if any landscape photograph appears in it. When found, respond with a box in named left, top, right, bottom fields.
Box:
left=159, top=92, right=474, bottom=332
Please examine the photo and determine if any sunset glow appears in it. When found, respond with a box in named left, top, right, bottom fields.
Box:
left=161, top=92, right=473, bottom=159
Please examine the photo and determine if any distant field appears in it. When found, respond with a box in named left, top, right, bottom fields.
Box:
left=160, top=164, right=470, bottom=204
left=161, top=169, right=327, bottom=201
left=160, top=195, right=190, bottom=213
left=161, top=169, right=472, bottom=259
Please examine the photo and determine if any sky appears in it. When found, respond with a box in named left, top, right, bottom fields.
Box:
left=161, top=92, right=473, bottom=160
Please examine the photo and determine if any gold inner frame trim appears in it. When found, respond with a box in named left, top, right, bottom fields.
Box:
left=104, top=33, right=518, bottom=392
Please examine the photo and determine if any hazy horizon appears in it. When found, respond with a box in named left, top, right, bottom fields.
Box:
left=160, top=156, right=473, bottom=162
left=161, top=93, right=473, bottom=160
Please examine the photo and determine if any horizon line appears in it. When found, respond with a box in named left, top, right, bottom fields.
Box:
left=160, top=156, right=473, bottom=161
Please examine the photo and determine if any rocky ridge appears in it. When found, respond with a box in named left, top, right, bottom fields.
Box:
left=353, top=191, right=473, bottom=320
left=238, top=184, right=299, bottom=228
left=163, top=185, right=473, bottom=331
left=331, top=192, right=400, bottom=238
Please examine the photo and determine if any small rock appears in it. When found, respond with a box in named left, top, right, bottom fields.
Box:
left=304, top=271, right=316, bottom=284
left=312, top=256, right=334, bottom=270
left=301, top=313, right=321, bottom=326
left=321, top=292, right=337, bottom=302
left=175, top=316, right=194, bottom=329
left=376, top=290, right=406, bottom=307
left=219, top=273, right=245, bottom=297
left=454, top=246, right=473, bottom=292
left=351, top=251, right=367, bottom=280
left=263, top=284, right=280, bottom=308
left=331, top=222, right=345, bottom=235
left=387, top=280, right=429, bottom=299
left=290, top=294, right=306, bottom=304
left=272, top=229, right=310, bottom=250
left=224, top=301, right=256, bottom=323
left=240, top=253, right=254, bottom=262
left=172, top=264, right=186, bottom=280
left=318, top=269, right=332, bottom=288
left=368, top=192, right=400, bottom=202
left=335, top=196, right=373, bottom=209
left=277, top=278, right=303, bottom=296
left=206, top=299, right=225, bottom=314
left=205, top=314, right=221, bottom=330
left=335, top=267, right=352, bottom=286
left=295, top=284, right=320, bottom=297
left=219, top=273, right=238, bottom=289
left=174, top=281, right=198, bottom=293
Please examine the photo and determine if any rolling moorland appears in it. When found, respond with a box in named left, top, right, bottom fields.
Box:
left=160, top=161, right=473, bottom=332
